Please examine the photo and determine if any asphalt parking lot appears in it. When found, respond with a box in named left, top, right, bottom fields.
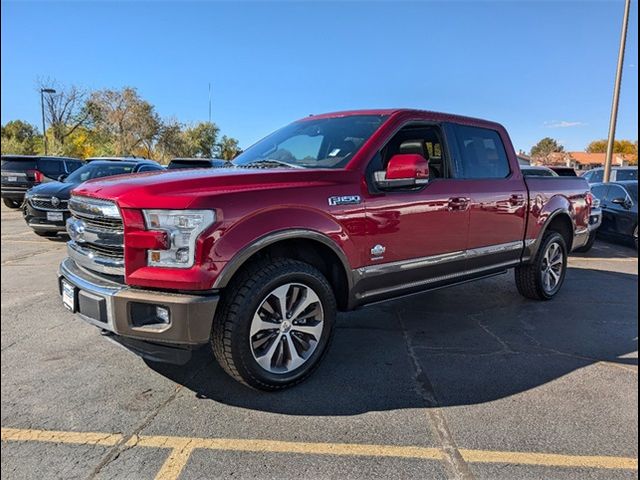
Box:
left=1, top=202, right=637, bottom=480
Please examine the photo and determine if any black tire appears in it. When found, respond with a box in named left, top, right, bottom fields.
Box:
left=3, top=198, right=20, bottom=209
left=515, top=231, right=568, bottom=300
left=212, top=258, right=336, bottom=391
left=33, top=230, right=58, bottom=238
left=573, top=231, right=596, bottom=253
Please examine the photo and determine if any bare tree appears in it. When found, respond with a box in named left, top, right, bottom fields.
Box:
left=37, top=79, right=90, bottom=148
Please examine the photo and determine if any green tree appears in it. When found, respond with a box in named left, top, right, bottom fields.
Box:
left=1, top=120, right=42, bottom=155
left=530, top=137, right=564, bottom=157
left=217, top=135, right=241, bottom=161
left=184, top=122, right=219, bottom=158
left=155, top=120, right=189, bottom=163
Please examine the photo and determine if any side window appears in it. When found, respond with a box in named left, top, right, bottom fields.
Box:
left=137, top=165, right=161, bottom=172
left=605, top=185, right=629, bottom=205
left=66, top=160, right=83, bottom=173
left=590, top=185, right=609, bottom=201
left=590, top=170, right=604, bottom=183
left=37, top=159, right=65, bottom=177
left=454, top=125, right=510, bottom=179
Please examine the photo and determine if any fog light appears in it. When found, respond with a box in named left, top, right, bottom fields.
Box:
left=156, top=306, right=170, bottom=323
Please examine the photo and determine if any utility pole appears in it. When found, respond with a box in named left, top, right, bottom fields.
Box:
left=604, top=0, right=631, bottom=182
left=40, top=88, right=56, bottom=155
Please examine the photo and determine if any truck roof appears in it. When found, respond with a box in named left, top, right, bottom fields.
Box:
left=302, top=109, right=503, bottom=129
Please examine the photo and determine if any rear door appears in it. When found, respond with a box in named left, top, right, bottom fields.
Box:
left=601, top=184, right=635, bottom=237
left=448, top=123, right=527, bottom=270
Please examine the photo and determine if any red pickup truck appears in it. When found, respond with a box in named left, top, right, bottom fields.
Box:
left=59, top=109, right=593, bottom=390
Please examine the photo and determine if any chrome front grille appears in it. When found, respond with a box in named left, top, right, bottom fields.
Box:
left=29, top=197, right=68, bottom=211
left=67, top=196, right=124, bottom=275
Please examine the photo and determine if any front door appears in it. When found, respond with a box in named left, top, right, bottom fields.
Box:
left=355, top=124, right=470, bottom=303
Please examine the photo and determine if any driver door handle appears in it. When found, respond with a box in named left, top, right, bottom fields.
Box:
left=448, top=197, right=470, bottom=211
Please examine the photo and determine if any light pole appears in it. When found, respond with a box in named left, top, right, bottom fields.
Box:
left=40, top=88, right=56, bottom=155
left=603, top=0, right=631, bottom=182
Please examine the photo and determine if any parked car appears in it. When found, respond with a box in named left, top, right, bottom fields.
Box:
left=1, top=155, right=83, bottom=208
left=574, top=193, right=602, bottom=253
left=23, top=159, right=163, bottom=237
left=58, top=109, right=593, bottom=390
left=582, top=166, right=638, bottom=184
left=521, top=166, right=558, bottom=177
left=167, top=158, right=228, bottom=170
left=590, top=181, right=638, bottom=249
left=549, top=166, right=577, bottom=177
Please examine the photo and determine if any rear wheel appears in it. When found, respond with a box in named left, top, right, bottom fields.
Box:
left=3, top=198, right=20, bottom=209
left=515, top=231, right=568, bottom=300
left=212, top=258, right=336, bottom=390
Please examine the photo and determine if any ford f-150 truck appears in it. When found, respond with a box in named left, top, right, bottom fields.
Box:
left=58, top=109, right=594, bottom=390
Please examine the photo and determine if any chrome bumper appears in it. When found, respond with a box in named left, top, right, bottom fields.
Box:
left=58, top=257, right=219, bottom=346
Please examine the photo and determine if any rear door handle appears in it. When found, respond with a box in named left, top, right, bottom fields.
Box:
left=448, top=197, right=470, bottom=211
left=509, top=194, right=525, bottom=206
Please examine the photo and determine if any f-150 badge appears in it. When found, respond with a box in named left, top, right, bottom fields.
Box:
left=328, top=195, right=361, bottom=206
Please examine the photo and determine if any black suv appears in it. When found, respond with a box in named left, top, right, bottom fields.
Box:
left=23, top=158, right=164, bottom=237
left=1, top=155, right=83, bottom=208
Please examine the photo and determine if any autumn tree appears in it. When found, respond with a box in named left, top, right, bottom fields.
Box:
left=184, top=122, right=219, bottom=158
left=87, top=87, right=161, bottom=157
left=530, top=137, right=564, bottom=157
left=38, top=80, right=91, bottom=152
left=1, top=120, right=41, bottom=155
left=155, top=120, right=189, bottom=162
left=217, top=135, right=241, bottom=160
left=586, top=139, right=637, bottom=155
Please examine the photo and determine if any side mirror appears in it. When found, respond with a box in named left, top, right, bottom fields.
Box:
left=57, top=174, right=68, bottom=182
left=611, top=197, right=631, bottom=208
left=374, top=153, right=429, bottom=189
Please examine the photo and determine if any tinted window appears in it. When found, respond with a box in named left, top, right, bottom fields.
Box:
left=590, top=185, right=609, bottom=200
left=65, top=160, right=83, bottom=173
left=137, top=165, right=162, bottom=172
left=604, top=185, right=629, bottom=204
left=1, top=158, right=37, bottom=171
left=522, top=168, right=555, bottom=177
left=588, top=170, right=604, bottom=183
left=616, top=169, right=638, bottom=181
left=64, top=162, right=136, bottom=184
left=37, top=158, right=66, bottom=177
left=233, top=115, right=387, bottom=169
left=454, top=125, right=510, bottom=179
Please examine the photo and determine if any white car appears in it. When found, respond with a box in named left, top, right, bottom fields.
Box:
left=582, top=167, right=637, bottom=184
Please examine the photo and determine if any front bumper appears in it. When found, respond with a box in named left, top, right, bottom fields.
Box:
left=58, top=258, right=219, bottom=362
left=23, top=202, right=70, bottom=232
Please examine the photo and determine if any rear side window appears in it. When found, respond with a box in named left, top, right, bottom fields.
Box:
left=587, top=170, right=604, bottom=183
left=65, top=160, right=83, bottom=172
left=1, top=158, right=37, bottom=171
left=37, top=158, right=66, bottom=177
left=616, top=169, right=638, bottom=181
left=453, top=125, right=510, bottom=179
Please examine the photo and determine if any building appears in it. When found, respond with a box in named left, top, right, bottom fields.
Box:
left=531, top=152, right=632, bottom=171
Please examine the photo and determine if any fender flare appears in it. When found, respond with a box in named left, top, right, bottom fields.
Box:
left=211, top=228, right=354, bottom=290
left=526, top=208, right=575, bottom=261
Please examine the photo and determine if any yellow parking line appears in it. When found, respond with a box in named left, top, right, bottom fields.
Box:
left=1, top=427, right=637, bottom=480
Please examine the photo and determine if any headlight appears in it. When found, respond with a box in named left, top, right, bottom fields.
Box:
left=142, top=210, right=215, bottom=268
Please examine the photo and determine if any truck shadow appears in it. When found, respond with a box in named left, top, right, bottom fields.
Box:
left=147, top=266, right=637, bottom=416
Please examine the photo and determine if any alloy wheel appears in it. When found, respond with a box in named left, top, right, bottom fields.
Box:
left=541, top=241, right=564, bottom=293
left=249, top=283, right=324, bottom=374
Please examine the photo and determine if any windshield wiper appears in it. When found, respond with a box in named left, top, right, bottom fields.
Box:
left=239, top=159, right=304, bottom=169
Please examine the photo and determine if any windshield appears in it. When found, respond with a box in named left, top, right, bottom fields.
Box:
left=617, top=169, right=638, bottom=181
left=232, top=115, right=388, bottom=169
left=65, top=162, right=136, bottom=184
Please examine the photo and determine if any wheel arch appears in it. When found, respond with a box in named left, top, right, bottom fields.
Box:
left=528, top=209, right=574, bottom=260
left=212, top=229, right=353, bottom=310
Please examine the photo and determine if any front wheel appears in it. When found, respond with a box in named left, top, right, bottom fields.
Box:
left=515, top=231, right=568, bottom=300
left=212, top=258, right=336, bottom=390
left=3, top=198, right=20, bottom=209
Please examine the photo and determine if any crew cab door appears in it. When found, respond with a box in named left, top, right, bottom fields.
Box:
left=355, top=123, right=470, bottom=302
left=447, top=123, right=527, bottom=269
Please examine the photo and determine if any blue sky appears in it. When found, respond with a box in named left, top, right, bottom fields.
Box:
left=1, top=0, right=638, bottom=153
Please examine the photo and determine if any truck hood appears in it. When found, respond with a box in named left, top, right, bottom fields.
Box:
left=71, top=167, right=356, bottom=209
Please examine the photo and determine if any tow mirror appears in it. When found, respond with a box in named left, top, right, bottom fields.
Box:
left=374, top=153, right=429, bottom=189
